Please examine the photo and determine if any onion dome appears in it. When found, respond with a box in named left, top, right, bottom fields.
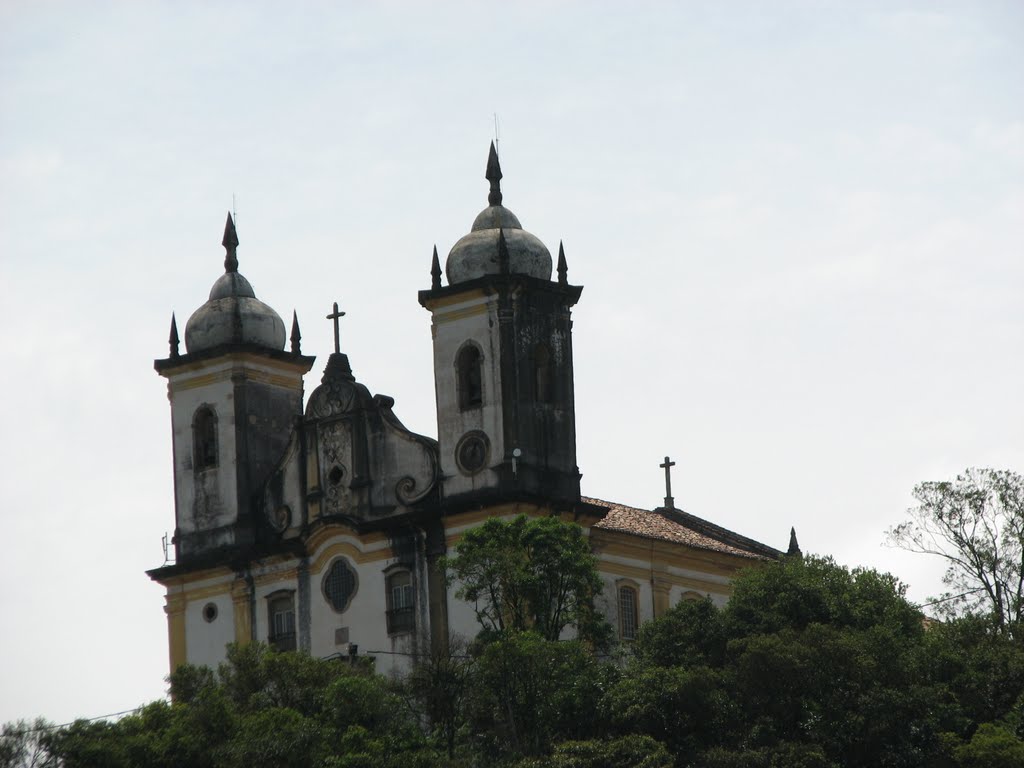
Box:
left=445, top=142, right=552, bottom=284
left=184, top=213, right=287, bottom=354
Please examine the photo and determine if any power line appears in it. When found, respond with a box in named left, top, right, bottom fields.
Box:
left=913, top=587, right=985, bottom=610
left=2, top=707, right=149, bottom=737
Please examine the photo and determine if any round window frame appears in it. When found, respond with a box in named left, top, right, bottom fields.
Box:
left=202, top=602, right=219, bottom=623
left=455, top=430, right=490, bottom=476
left=321, top=557, right=359, bottom=614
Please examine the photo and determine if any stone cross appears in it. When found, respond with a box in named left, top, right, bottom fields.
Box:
left=326, top=302, right=346, bottom=354
left=660, top=456, right=676, bottom=509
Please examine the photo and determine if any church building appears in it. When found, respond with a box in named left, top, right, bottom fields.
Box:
left=148, top=144, right=794, bottom=674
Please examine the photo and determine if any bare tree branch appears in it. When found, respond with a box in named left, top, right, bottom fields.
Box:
left=886, top=468, right=1024, bottom=636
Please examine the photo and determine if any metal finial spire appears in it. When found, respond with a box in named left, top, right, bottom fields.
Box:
left=222, top=211, right=239, bottom=273
left=290, top=311, right=301, bottom=354
left=326, top=301, right=346, bottom=354
left=168, top=313, right=180, bottom=358
left=430, top=245, right=442, bottom=290
left=660, top=456, right=676, bottom=509
left=557, top=241, right=568, bottom=285
left=486, top=141, right=503, bottom=207
left=497, top=227, right=510, bottom=274
left=787, top=527, right=802, bottom=557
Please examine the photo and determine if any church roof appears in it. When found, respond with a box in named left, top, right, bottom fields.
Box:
left=585, top=496, right=778, bottom=560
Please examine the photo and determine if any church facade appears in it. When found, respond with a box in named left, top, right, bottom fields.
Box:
left=148, top=145, right=790, bottom=675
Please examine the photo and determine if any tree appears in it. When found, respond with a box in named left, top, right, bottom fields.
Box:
left=887, top=468, right=1024, bottom=634
left=513, top=735, right=673, bottom=768
left=466, top=632, right=613, bottom=758
left=952, top=723, right=1024, bottom=768
left=0, top=719, right=58, bottom=768
left=405, top=636, right=475, bottom=759
left=442, top=514, right=610, bottom=646
left=614, top=556, right=945, bottom=767
left=24, top=643, right=444, bottom=768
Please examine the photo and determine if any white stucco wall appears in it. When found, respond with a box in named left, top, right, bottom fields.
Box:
left=168, top=371, right=239, bottom=536
left=430, top=294, right=506, bottom=496
left=180, top=573, right=237, bottom=670
left=305, top=535, right=420, bottom=676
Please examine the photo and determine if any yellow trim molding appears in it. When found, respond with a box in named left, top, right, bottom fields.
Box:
left=305, top=523, right=388, bottom=554
left=231, top=578, right=252, bottom=646
left=598, top=560, right=731, bottom=597
left=309, top=540, right=392, bottom=575
left=164, top=593, right=187, bottom=672
left=433, top=303, right=488, bottom=324
left=421, top=289, right=487, bottom=311
left=590, top=529, right=758, bottom=578
left=651, top=578, right=672, bottom=617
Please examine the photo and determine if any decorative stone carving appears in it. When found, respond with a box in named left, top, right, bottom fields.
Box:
left=319, top=422, right=352, bottom=516
left=267, top=505, right=291, bottom=533
left=309, top=378, right=358, bottom=418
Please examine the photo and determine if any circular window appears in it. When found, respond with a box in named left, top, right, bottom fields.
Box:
left=202, top=602, right=218, bottom=623
left=456, top=431, right=490, bottom=475
left=323, top=558, right=358, bottom=613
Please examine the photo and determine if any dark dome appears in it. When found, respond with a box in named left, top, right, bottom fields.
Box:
left=183, top=214, right=287, bottom=354
left=446, top=204, right=552, bottom=284
left=444, top=143, right=553, bottom=285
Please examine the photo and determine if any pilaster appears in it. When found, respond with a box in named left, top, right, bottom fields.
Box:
left=231, top=577, right=254, bottom=646
left=164, top=593, right=188, bottom=672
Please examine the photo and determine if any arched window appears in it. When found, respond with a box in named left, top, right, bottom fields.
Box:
left=385, top=569, right=415, bottom=635
left=193, top=406, right=218, bottom=471
left=618, top=583, right=639, bottom=642
left=457, top=344, right=483, bottom=410
left=534, top=343, right=552, bottom=403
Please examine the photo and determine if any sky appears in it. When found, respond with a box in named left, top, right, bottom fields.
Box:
left=1, top=0, right=1021, bottom=726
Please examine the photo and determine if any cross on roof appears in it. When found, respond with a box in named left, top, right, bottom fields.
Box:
left=660, top=456, right=676, bottom=509
left=326, top=301, right=346, bottom=354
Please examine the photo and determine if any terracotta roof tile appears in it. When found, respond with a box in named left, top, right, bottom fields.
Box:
left=584, top=496, right=775, bottom=560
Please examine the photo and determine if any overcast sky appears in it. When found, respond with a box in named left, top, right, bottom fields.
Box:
left=1, top=0, right=1021, bottom=725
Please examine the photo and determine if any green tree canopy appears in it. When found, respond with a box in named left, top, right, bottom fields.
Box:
left=617, top=554, right=1024, bottom=767
left=441, top=514, right=610, bottom=646
left=9, top=515, right=1024, bottom=767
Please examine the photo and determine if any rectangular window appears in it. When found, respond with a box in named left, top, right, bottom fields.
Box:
left=392, top=583, right=414, bottom=610
left=386, top=571, right=415, bottom=634
left=268, top=592, right=296, bottom=652
left=619, top=586, right=638, bottom=642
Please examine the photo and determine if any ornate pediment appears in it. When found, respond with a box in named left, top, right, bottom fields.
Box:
left=303, top=353, right=439, bottom=521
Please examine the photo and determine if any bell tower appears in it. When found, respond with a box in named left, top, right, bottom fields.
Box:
left=419, top=144, right=582, bottom=507
left=155, top=214, right=314, bottom=561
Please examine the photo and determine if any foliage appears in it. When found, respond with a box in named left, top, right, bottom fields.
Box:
left=724, top=554, right=922, bottom=639
left=514, top=735, right=673, bottom=768
left=951, top=723, right=1024, bottom=768
left=442, top=515, right=611, bottom=646
left=10, top=516, right=1024, bottom=767
left=919, top=614, right=1024, bottom=734
left=633, top=596, right=726, bottom=669
left=404, top=637, right=475, bottom=759
left=24, top=644, right=439, bottom=768
left=602, top=664, right=734, bottom=758
left=466, top=631, right=614, bottom=758
left=611, top=555, right=1015, bottom=767
left=0, top=719, right=58, bottom=768
left=697, top=742, right=837, bottom=768
left=888, top=468, right=1024, bottom=634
